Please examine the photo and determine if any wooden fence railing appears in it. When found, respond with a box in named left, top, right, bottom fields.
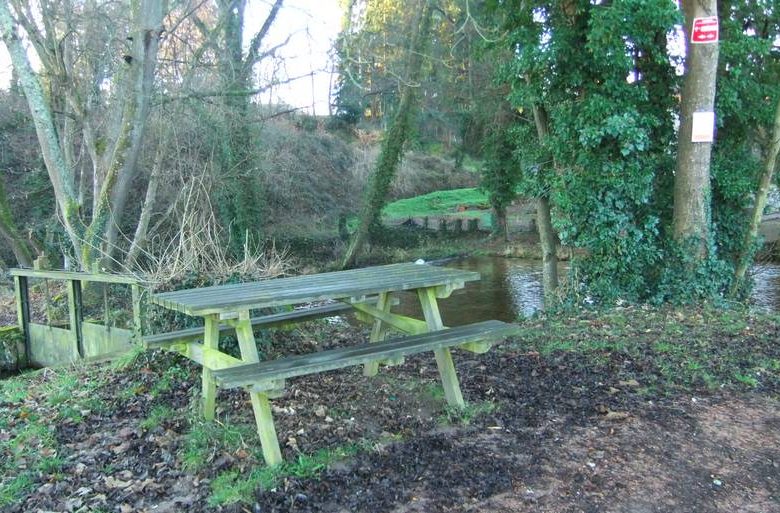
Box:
left=9, top=269, right=143, bottom=367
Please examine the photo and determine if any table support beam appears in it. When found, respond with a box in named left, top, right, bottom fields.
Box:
left=349, top=302, right=429, bottom=335
left=235, top=310, right=283, bottom=466
left=417, top=287, right=465, bottom=409
left=251, top=392, right=282, bottom=466
left=202, top=315, right=220, bottom=420
left=363, top=292, right=392, bottom=376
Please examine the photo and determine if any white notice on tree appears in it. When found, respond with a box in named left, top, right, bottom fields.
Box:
left=691, top=111, right=715, bottom=143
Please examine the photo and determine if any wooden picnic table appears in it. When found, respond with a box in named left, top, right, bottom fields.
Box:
left=148, top=262, right=514, bottom=465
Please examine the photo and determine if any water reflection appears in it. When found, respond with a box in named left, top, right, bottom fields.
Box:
left=396, top=257, right=779, bottom=326
left=749, top=264, right=780, bottom=313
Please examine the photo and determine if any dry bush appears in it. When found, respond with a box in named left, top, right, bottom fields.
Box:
left=132, top=167, right=291, bottom=286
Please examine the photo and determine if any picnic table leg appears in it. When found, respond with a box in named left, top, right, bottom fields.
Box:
left=202, top=315, right=220, bottom=420
left=417, top=287, right=465, bottom=409
left=363, top=292, right=392, bottom=377
left=234, top=310, right=283, bottom=466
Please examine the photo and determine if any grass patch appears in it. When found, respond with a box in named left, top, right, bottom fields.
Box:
left=150, top=364, right=190, bottom=398
left=440, top=401, right=497, bottom=426
left=0, top=373, right=30, bottom=403
left=382, top=188, right=489, bottom=221
left=0, top=473, right=35, bottom=508
left=518, top=306, right=780, bottom=394
left=208, top=444, right=362, bottom=506
left=181, top=420, right=258, bottom=472
left=140, top=405, right=175, bottom=431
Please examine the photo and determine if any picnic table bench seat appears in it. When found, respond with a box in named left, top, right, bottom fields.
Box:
left=143, top=301, right=380, bottom=349
left=213, top=320, right=518, bottom=389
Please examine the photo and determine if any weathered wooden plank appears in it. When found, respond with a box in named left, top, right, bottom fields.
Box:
left=363, top=292, right=391, bottom=377
left=349, top=302, right=429, bottom=335
left=68, top=280, right=84, bottom=358
left=150, top=263, right=479, bottom=316
left=143, top=303, right=355, bottom=348
left=27, top=323, right=79, bottom=367
left=131, top=285, right=143, bottom=337
left=233, top=309, right=285, bottom=467
left=155, top=264, right=466, bottom=301
left=213, top=320, right=517, bottom=388
left=417, top=287, right=465, bottom=408
left=201, top=315, right=219, bottom=421
left=13, top=276, right=30, bottom=363
left=252, top=392, right=283, bottom=466
left=458, top=341, right=493, bottom=354
left=9, top=268, right=139, bottom=284
left=169, top=341, right=243, bottom=369
left=82, top=323, right=134, bottom=359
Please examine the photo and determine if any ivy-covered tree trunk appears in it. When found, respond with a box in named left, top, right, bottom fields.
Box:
left=341, top=0, right=433, bottom=269
left=493, top=206, right=508, bottom=241
left=730, top=95, right=780, bottom=295
left=673, top=0, right=719, bottom=257
left=0, top=178, right=34, bottom=267
left=530, top=102, right=559, bottom=301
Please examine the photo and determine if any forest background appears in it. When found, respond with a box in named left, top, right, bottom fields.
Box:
left=0, top=0, right=779, bottom=307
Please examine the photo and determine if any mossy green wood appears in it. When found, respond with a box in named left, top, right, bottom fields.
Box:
left=67, top=280, right=84, bottom=357
left=131, top=284, right=143, bottom=337
left=143, top=303, right=354, bottom=348
left=363, top=292, right=392, bottom=377
left=350, top=302, right=429, bottom=336
left=13, top=276, right=30, bottom=361
left=170, top=341, right=243, bottom=369
left=213, top=321, right=518, bottom=387
left=82, top=323, right=134, bottom=360
left=150, top=263, right=479, bottom=316
left=8, top=269, right=139, bottom=284
left=27, top=323, right=79, bottom=367
left=232, top=309, right=283, bottom=466
left=201, top=315, right=219, bottom=421
left=417, top=287, right=464, bottom=408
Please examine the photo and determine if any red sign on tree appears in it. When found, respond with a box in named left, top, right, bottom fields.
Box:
left=691, top=16, right=719, bottom=44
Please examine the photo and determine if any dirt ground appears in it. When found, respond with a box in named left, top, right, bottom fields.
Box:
left=2, top=310, right=778, bottom=513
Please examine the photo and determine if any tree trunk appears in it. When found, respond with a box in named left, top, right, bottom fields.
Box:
left=1, top=0, right=165, bottom=271
left=530, top=101, right=559, bottom=300
left=536, top=195, right=558, bottom=303
left=493, top=206, right=508, bottom=241
left=0, top=1, right=83, bottom=257
left=730, top=95, right=780, bottom=295
left=341, top=0, right=433, bottom=269
left=673, top=1, right=719, bottom=256
left=98, top=0, right=166, bottom=267
left=125, top=145, right=165, bottom=268
left=0, top=179, right=34, bottom=267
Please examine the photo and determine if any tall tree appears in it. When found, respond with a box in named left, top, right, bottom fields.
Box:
left=731, top=95, right=780, bottom=294
left=673, top=0, right=719, bottom=257
left=341, top=0, right=434, bottom=268
left=0, top=0, right=166, bottom=269
left=498, top=0, right=680, bottom=302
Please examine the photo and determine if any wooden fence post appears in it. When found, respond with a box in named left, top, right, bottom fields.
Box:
left=67, top=279, right=85, bottom=358
left=131, top=284, right=143, bottom=338
left=13, top=275, right=30, bottom=364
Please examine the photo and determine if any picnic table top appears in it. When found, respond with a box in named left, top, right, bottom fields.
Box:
left=150, top=263, right=480, bottom=316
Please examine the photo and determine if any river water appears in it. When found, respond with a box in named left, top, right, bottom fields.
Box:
left=397, top=257, right=780, bottom=326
